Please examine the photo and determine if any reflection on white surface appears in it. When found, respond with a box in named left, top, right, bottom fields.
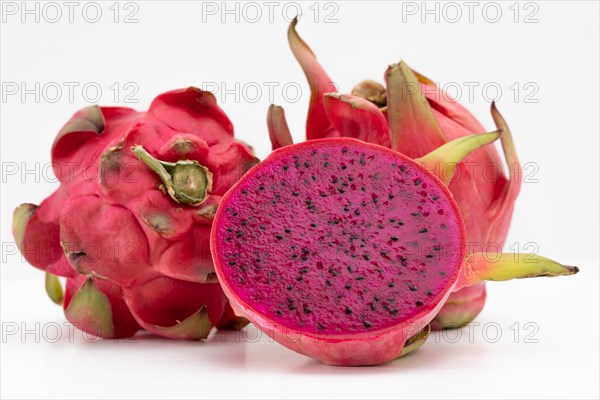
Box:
left=1, top=275, right=598, bottom=399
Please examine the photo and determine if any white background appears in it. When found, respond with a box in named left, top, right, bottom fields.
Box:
left=1, top=1, right=599, bottom=399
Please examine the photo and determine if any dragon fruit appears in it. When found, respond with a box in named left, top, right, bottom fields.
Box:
left=12, top=87, right=258, bottom=339
left=286, top=20, right=523, bottom=329
left=211, top=134, right=577, bottom=366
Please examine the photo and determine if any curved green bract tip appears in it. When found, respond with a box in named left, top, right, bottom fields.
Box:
left=45, top=273, right=64, bottom=305
left=456, top=253, right=580, bottom=290
left=400, top=325, right=431, bottom=357
left=64, top=278, right=114, bottom=338
left=140, top=307, right=213, bottom=340
left=385, top=61, right=447, bottom=152
left=12, top=203, right=37, bottom=252
left=57, top=105, right=105, bottom=137
left=416, top=130, right=503, bottom=186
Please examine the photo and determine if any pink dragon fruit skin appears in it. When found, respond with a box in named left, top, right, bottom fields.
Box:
left=287, top=20, right=522, bottom=329
left=13, top=87, right=258, bottom=339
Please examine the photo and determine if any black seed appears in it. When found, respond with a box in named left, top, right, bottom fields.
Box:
left=419, top=228, right=429, bottom=233
left=296, top=276, right=303, bottom=281
left=354, top=209, right=361, bottom=216
left=324, top=162, right=330, bottom=167
left=259, top=225, right=266, bottom=230
left=292, top=191, right=299, bottom=196
left=426, top=254, right=434, bottom=259
left=326, top=280, right=333, bottom=286
left=390, top=236, right=399, bottom=242
left=283, top=165, right=289, bottom=171
left=414, top=179, right=422, bottom=185
left=310, top=223, right=317, bottom=228
left=228, top=261, right=236, bottom=266
left=240, top=266, right=247, bottom=272
left=427, top=290, right=433, bottom=296
left=258, top=185, right=264, bottom=191
left=439, top=271, right=446, bottom=276
left=345, top=283, right=352, bottom=289
left=345, top=307, right=352, bottom=315
left=389, top=309, right=398, bottom=315
left=299, top=267, right=308, bottom=274
left=287, top=285, right=293, bottom=290
left=241, top=220, right=248, bottom=226
left=363, top=321, right=372, bottom=328
left=284, top=228, right=291, bottom=233
left=433, top=245, right=441, bottom=251
left=412, top=212, right=420, bottom=217
left=232, top=211, right=238, bottom=217
left=356, top=276, right=365, bottom=281
left=374, top=296, right=380, bottom=302
left=432, top=195, right=439, bottom=201
left=235, top=231, right=244, bottom=238
left=416, top=300, right=424, bottom=307
left=317, top=323, right=324, bottom=330
left=389, top=218, right=396, bottom=223
left=409, top=285, right=417, bottom=291
left=304, top=306, right=311, bottom=314
left=304, top=161, right=309, bottom=167
left=311, top=150, right=317, bottom=155
left=275, top=310, right=282, bottom=316
left=275, top=234, right=283, bottom=240
left=388, top=282, right=395, bottom=288
left=398, top=221, right=405, bottom=226
left=361, top=186, right=366, bottom=192
left=400, top=166, right=406, bottom=172
left=241, top=190, right=248, bottom=195
left=389, top=194, right=394, bottom=200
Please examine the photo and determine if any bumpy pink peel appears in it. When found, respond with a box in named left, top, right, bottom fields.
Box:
left=14, top=87, right=258, bottom=339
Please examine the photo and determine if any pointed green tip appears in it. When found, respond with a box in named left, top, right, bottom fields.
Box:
left=12, top=203, right=37, bottom=252
left=400, top=325, right=431, bottom=357
left=136, top=306, right=213, bottom=340
left=416, top=129, right=503, bottom=186
left=457, top=253, right=580, bottom=290
left=45, top=273, right=64, bottom=305
left=64, top=278, right=114, bottom=338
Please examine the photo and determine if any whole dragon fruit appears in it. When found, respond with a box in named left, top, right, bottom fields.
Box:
left=12, top=87, right=258, bottom=339
left=285, top=20, right=522, bottom=329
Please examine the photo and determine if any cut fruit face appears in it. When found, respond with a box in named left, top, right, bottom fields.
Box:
left=212, top=138, right=466, bottom=338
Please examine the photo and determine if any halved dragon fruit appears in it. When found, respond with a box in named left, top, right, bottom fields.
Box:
left=211, top=136, right=577, bottom=366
